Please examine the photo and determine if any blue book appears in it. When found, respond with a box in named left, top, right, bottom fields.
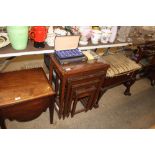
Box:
left=55, top=48, right=84, bottom=59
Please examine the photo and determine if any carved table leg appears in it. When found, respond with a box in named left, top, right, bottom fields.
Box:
left=0, top=117, right=7, bottom=129
left=123, top=79, right=135, bottom=96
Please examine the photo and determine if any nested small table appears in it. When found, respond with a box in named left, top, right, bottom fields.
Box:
left=0, top=68, right=55, bottom=129
left=48, top=55, right=109, bottom=119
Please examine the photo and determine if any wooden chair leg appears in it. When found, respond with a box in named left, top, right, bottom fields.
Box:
left=49, top=97, right=55, bottom=124
left=0, top=117, right=7, bottom=129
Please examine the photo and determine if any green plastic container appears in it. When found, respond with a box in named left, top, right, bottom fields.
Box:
left=7, top=26, right=28, bottom=50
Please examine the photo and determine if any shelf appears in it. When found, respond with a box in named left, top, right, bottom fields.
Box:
left=0, top=41, right=53, bottom=58
left=0, top=40, right=132, bottom=58
left=78, top=41, right=132, bottom=50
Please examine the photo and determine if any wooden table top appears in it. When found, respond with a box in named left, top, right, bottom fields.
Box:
left=0, top=68, right=55, bottom=107
left=51, top=55, right=110, bottom=76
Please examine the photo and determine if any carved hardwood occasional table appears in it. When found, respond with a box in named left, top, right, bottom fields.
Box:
left=0, top=68, right=55, bottom=129
left=47, top=54, right=109, bottom=119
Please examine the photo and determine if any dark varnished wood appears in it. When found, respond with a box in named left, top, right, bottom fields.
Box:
left=105, top=71, right=138, bottom=95
left=66, top=72, right=106, bottom=117
left=95, top=66, right=139, bottom=106
left=0, top=117, right=6, bottom=129
left=0, top=97, right=51, bottom=122
left=47, top=53, right=140, bottom=119
left=71, top=86, right=97, bottom=117
left=0, top=68, right=55, bottom=129
left=48, top=54, right=109, bottom=119
left=136, top=42, right=155, bottom=86
left=0, top=68, right=54, bottom=107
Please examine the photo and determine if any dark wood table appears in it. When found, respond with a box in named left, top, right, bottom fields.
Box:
left=0, top=68, right=55, bottom=129
left=44, top=52, right=142, bottom=119
left=48, top=55, right=109, bottom=119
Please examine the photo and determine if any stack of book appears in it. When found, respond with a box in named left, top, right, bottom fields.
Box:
left=54, top=48, right=87, bottom=65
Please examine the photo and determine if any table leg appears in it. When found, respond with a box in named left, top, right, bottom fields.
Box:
left=49, top=60, right=53, bottom=84
left=151, top=79, right=155, bottom=86
left=123, top=79, right=135, bottom=96
left=148, top=69, right=155, bottom=86
left=71, top=96, right=78, bottom=118
left=94, top=89, right=107, bottom=108
left=49, top=96, right=55, bottom=124
left=90, top=81, right=104, bottom=110
left=63, top=82, right=73, bottom=119
left=0, top=117, right=6, bottom=129
left=59, top=78, right=67, bottom=120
